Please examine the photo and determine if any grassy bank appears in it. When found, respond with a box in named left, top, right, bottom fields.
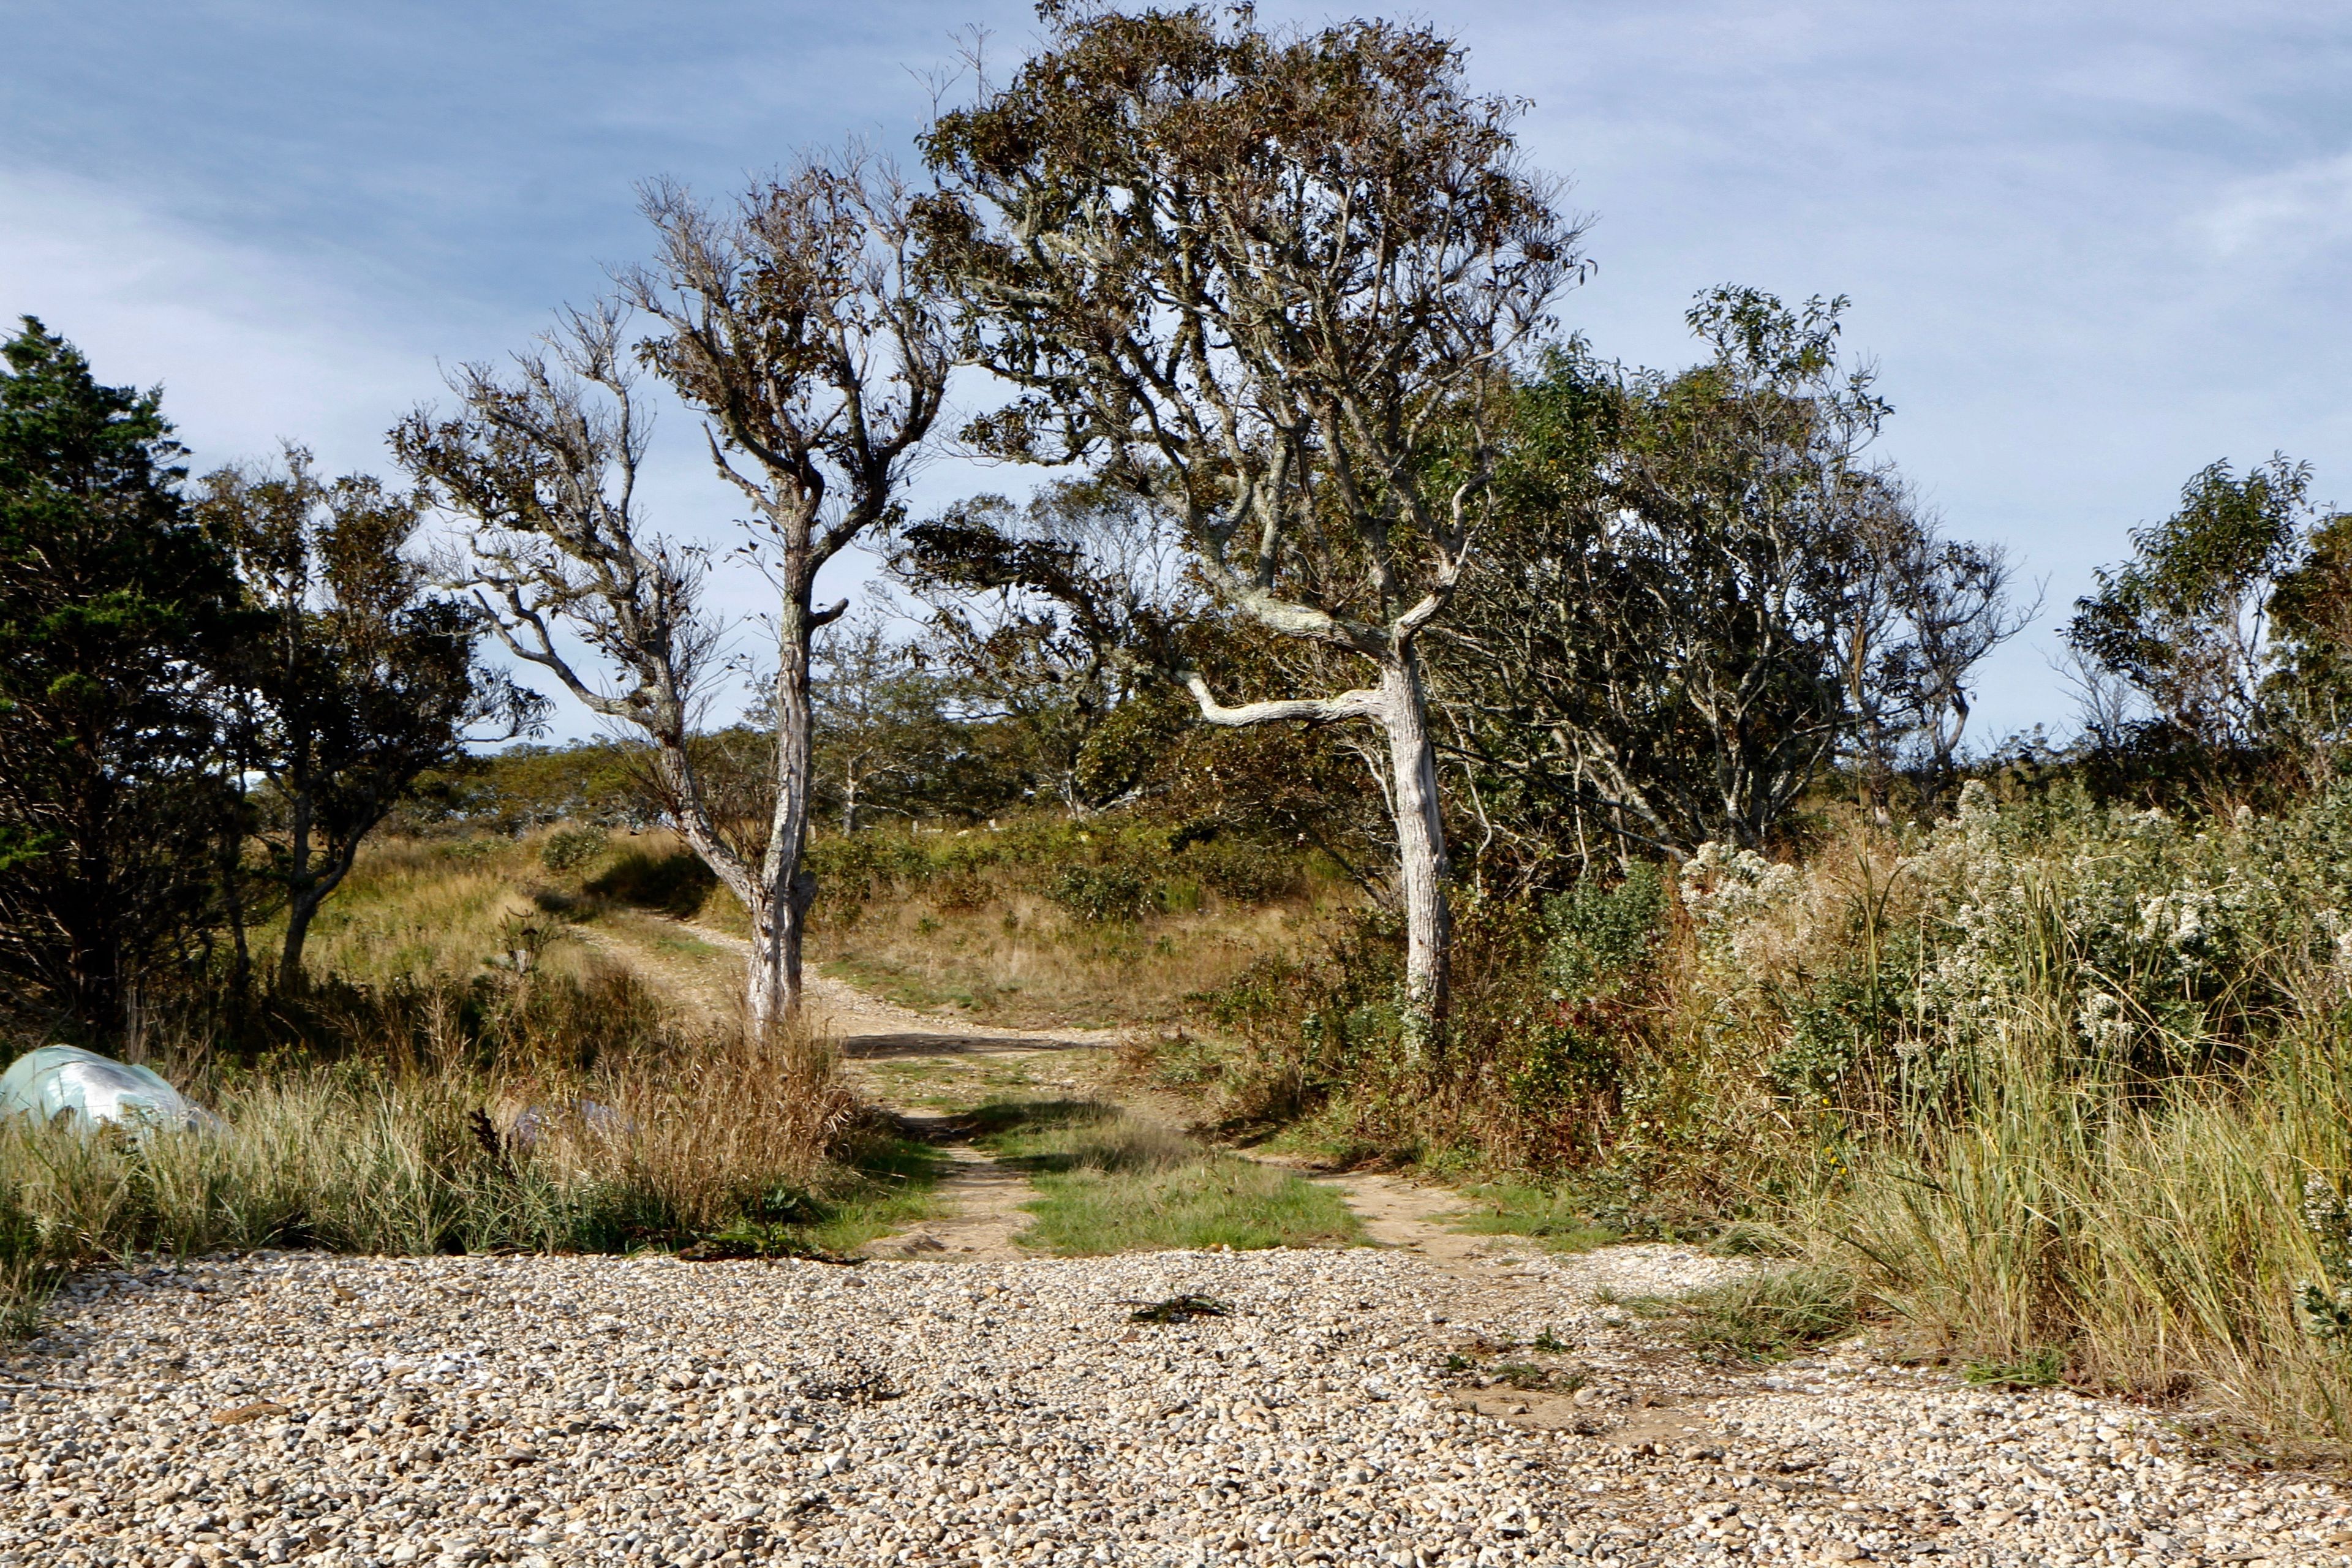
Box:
left=0, top=957, right=930, bottom=1336
left=801, top=818, right=1354, bottom=1029
left=1136, top=783, right=2352, bottom=1461
left=329, top=816, right=1354, bottom=1031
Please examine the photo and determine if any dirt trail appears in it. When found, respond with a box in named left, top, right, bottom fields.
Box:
left=581, top=914, right=1132, bottom=1261
left=577, top=910, right=1515, bottom=1270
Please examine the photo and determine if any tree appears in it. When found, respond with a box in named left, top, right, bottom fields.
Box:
left=198, top=447, right=543, bottom=990
left=1439, top=291, right=2024, bottom=858
left=919, top=4, right=1581, bottom=1026
left=889, top=476, right=1193, bottom=813
left=0, top=318, right=243, bottom=1036
left=2065, top=456, right=2316, bottom=752
left=1834, top=488, right=2032, bottom=818
left=396, top=153, right=948, bottom=1032
left=805, top=606, right=962, bottom=832
left=2264, top=510, right=2352, bottom=756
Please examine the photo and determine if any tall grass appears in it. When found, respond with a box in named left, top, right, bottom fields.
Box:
left=1158, top=780, right=2352, bottom=1460
left=0, top=964, right=885, bottom=1337
left=1730, top=786, right=2352, bottom=1458
left=297, top=834, right=566, bottom=985
left=1822, top=1016, right=2352, bottom=1459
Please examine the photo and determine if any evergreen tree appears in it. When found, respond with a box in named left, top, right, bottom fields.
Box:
left=0, top=318, right=243, bottom=1036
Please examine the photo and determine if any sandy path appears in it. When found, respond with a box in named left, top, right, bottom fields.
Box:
left=579, top=914, right=1127, bottom=1262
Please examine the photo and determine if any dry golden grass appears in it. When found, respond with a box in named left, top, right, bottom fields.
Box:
left=807, top=884, right=1348, bottom=1030
left=531, top=820, right=1355, bottom=1031
left=1, top=986, right=917, bottom=1334
left=296, top=833, right=580, bottom=986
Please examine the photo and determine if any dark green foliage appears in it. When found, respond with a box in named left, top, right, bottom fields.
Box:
left=413, top=739, right=652, bottom=834
left=2265, top=511, right=2352, bottom=755
left=540, top=824, right=609, bottom=873
left=1182, top=835, right=1303, bottom=904
left=888, top=479, right=1188, bottom=815
left=1541, top=864, right=1665, bottom=998
left=2067, top=454, right=2314, bottom=751
left=1175, top=865, right=1678, bottom=1172
left=1047, top=864, right=1161, bottom=924
left=1442, top=295, right=2021, bottom=859
left=807, top=611, right=982, bottom=831
left=0, top=318, right=244, bottom=1035
left=200, top=449, right=543, bottom=989
left=588, top=845, right=719, bottom=918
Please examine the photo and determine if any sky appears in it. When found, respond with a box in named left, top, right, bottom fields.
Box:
left=5, top=0, right=2348, bottom=743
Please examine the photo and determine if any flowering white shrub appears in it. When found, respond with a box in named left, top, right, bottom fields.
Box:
left=1691, top=780, right=2352, bottom=1091
left=1678, top=842, right=1800, bottom=929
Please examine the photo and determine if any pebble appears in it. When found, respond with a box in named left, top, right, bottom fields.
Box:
left=5, top=1244, right=2349, bottom=1566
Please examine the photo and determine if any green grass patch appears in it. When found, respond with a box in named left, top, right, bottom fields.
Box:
left=1447, top=1182, right=1620, bottom=1253
left=1620, top=1264, right=1861, bottom=1363
left=1022, top=1159, right=1360, bottom=1254
left=819, top=954, right=990, bottom=1014
left=693, top=1137, right=946, bottom=1259
left=799, top=1136, right=948, bottom=1255
left=967, top=1098, right=1362, bottom=1255
left=863, top=1056, right=1056, bottom=1113
left=1963, top=1346, right=2066, bottom=1389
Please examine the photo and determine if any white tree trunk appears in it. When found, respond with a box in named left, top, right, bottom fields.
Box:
left=1378, top=650, right=1452, bottom=1033
left=746, top=593, right=821, bottom=1035
left=743, top=886, right=809, bottom=1038
left=1182, top=643, right=1455, bottom=1035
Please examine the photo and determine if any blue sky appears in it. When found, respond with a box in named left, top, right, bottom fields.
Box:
left=5, top=1, right=2348, bottom=742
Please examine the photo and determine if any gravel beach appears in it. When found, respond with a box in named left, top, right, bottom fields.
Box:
left=9, top=1240, right=2350, bottom=1568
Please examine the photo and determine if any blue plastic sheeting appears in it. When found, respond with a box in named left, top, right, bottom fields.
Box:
left=0, top=1045, right=216, bottom=1133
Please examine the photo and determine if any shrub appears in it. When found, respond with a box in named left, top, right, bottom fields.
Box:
left=1182, top=836, right=1303, bottom=904
left=1047, top=864, right=1161, bottom=924
left=539, top=823, right=609, bottom=873
left=589, top=844, right=719, bottom=918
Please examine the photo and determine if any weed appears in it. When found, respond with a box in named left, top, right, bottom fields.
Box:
left=1448, top=1184, right=1619, bottom=1253
left=1126, top=1294, right=1229, bottom=1324
left=540, top=824, right=609, bottom=873
left=1631, top=1265, right=1861, bottom=1364
left=1708, top=1221, right=1803, bottom=1259
left=1049, top=865, right=1160, bottom=925
left=680, top=1221, right=856, bottom=1264
left=1964, top=1348, right=2066, bottom=1389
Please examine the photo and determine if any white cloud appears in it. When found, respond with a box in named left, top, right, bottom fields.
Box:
left=2198, top=149, right=2352, bottom=261
left=0, top=167, right=480, bottom=476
